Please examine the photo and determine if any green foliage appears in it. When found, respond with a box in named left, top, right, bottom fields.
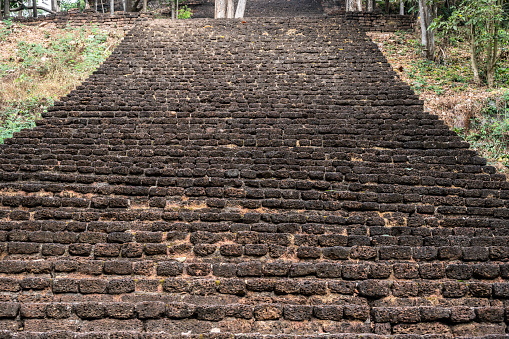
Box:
left=0, top=19, right=13, bottom=41
left=374, top=21, right=508, bottom=172
left=459, top=91, right=509, bottom=168
left=178, top=5, right=192, bottom=19
left=75, top=29, right=111, bottom=71
left=60, top=0, right=83, bottom=11
left=0, top=96, right=51, bottom=143
left=406, top=58, right=472, bottom=94
left=14, top=26, right=111, bottom=77
left=0, top=25, right=119, bottom=143
left=432, top=0, right=509, bottom=86
left=495, top=65, right=509, bottom=85
left=436, top=0, right=507, bottom=31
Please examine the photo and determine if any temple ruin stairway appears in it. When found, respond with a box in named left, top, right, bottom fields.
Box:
left=0, top=6, right=508, bottom=338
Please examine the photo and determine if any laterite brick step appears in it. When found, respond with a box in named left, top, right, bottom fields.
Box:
left=0, top=16, right=508, bottom=337
left=0, top=334, right=505, bottom=339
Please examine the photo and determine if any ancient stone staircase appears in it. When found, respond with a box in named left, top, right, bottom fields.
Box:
left=0, top=15, right=508, bottom=338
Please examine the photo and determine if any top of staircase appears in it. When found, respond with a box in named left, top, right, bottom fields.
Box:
left=191, top=0, right=325, bottom=18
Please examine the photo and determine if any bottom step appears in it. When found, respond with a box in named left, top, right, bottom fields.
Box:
left=0, top=332, right=508, bottom=339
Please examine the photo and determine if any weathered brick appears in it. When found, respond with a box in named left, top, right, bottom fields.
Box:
left=135, top=302, right=165, bottom=319
left=313, top=305, right=343, bottom=321
left=105, top=303, right=135, bottom=319
left=283, top=305, right=313, bottom=321
left=108, top=279, right=135, bottom=294
left=195, top=305, right=226, bottom=321
left=357, top=280, right=390, bottom=298
left=156, top=261, right=184, bottom=276
left=75, top=303, right=105, bottom=319
left=254, top=304, right=282, bottom=320
left=166, top=303, right=195, bottom=319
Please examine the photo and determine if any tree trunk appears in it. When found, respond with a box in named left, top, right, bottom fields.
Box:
left=110, top=0, right=114, bottom=14
left=215, top=0, right=226, bottom=18
left=399, top=0, right=404, bottom=15
left=486, top=0, right=504, bottom=87
left=384, top=0, right=389, bottom=13
left=171, top=0, right=175, bottom=18
left=32, top=0, right=37, bottom=17
left=367, top=0, right=374, bottom=12
left=142, top=0, right=147, bottom=11
left=4, top=0, right=10, bottom=18
left=469, top=24, right=481, bottom=84
left=486, top=23, right=498, bottom=87
left=226, top=0, right=234, bottom=17
left=235, top=0, right=246, bottom=17
left=418, top=0, right=435, bottom=60
left=419, top=0, right=426, bottom=46
left=345, top=0, right=352, bottom=11
left=355, top=0, right=361, bottom=11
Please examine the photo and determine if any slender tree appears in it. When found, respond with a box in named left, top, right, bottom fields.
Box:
left=345, top=0, right=353, bottom=11
left=215, top=0, right=226, bottom=18
left=482, top=0, right=506, bottom=86
left=419, top=0, right=436, bottom=60
left=470, top=23, right=481, bottom=83
left=235, top=0, right=246, bottom=17
left=435, top=0, right=507, bottom=86
left=367, top=0, right=375, bottom=11
left=214, top=0, right=247, bottom=18
left=226, top=0, right=234, bottom=17
left=4, top=0, right=10, bottom=18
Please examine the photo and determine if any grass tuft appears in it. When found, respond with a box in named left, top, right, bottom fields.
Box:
left=0, top=21, right=124, bottom=143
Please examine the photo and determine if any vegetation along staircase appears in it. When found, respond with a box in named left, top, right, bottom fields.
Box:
left=0, top=10, right=508, bottom=339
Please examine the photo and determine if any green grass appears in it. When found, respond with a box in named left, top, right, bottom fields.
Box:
left=14, top=26, right=111, bottom=76
left=384, top=30, right=508, bottom=94
left=458, top=91, right=509, bottom=169
left=0, top=23, right=122, bottom=143
left=406, top=59, right=474, bottom=94
left=0, top=97, right=51, bottom=141
left=0, top=19, right=13, bottom=41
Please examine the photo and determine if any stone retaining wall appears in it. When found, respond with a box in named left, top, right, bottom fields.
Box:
left=321, top=0, right=345, bottom=15
left=12, top=10, right=152, bottom=30
left=345, top=12, right=414, bottom=31
left=320, top=0, right=415, bottom=32
left=11, top=6, right=414, bottom=32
